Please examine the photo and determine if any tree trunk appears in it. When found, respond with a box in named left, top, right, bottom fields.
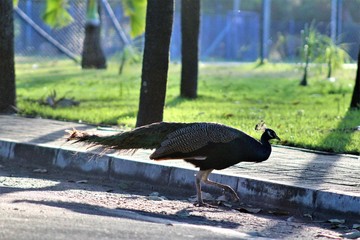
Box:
left=350, top=47, right=360, bottom=109
left=136, top=0, right=174, bottom=127
left=327, top=58, right=332, bottom=79
left=300, top=52, right=310, bottom=86
left=180, top=0, right=200, bottom=99
left=81, top=0, right=106, bottom=69
left=0, top=0, right=16, bottom=113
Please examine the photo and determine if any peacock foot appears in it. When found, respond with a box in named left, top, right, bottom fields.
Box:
left=193, top=201, right=218, bottom=208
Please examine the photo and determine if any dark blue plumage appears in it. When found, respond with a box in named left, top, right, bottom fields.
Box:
left=67, top=122, right=280, bottom=206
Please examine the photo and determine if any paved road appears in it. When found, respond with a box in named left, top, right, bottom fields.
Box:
left=0, top=162, right=352, bottom=240
left=0, top=163, right=260, bottom=240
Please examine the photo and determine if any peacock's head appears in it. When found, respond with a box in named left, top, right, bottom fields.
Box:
left=255, top=121, right=281, bottom=142
left=264, top=128, right=281, bottom=141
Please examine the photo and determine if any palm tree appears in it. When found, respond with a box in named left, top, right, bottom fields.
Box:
left=299, top=23, right=319, bottom=86
left=321, top=38, right=350, bottom=79
left=136, top=0, right=174, bottom=127
left=0, top=0, right=16, bottom=113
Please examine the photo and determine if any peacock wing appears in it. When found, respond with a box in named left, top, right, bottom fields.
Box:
left=150, top=122, right=241, bottom=159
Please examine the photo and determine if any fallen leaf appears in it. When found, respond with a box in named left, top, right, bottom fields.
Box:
left=315, top=233, right=342, bottom=239
left=327, top=219, right=346, bottom=224
left=287, top=216, right=296, bottom=222
left=236, top=207, right=262, bottom=214
left=268, top=209, right=289, bottom=216
left=75, top=180, right=88, bottom=184
left=202, top=192, right=214, bottom=201
left=336, top=224, right=348, bottom=229
left=147, top=192, right=167, bottom=201
left=149, top=192, right=160, bottom=197
left=341, top=231, right=360, bottom=239
left=147, top=195, right=164, bottom=201
left=32, top=168, right=48, bottom=173
left=176, top=210, right=190, bottom=218
left=352, top=224, right=360, bottom=229
left=223, top=202, right=232, bottom=208
left=224, top=113, right=234, bottom=119
left=188, top=192, right=214, bottom=202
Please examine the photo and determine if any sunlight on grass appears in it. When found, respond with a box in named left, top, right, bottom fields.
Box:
left=16, top=59, right=360, bottom=154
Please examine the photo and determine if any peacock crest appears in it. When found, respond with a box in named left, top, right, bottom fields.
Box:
left=255, top=120, right=267, bottom=132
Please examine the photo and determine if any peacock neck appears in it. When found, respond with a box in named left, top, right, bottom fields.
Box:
left=257, top=135, right=272, bottom=161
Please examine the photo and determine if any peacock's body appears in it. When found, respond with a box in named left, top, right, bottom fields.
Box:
left=67, top=121, right=280, bottom=206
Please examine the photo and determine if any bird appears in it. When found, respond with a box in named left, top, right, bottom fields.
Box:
left=66, top=121, right=280, bottom=206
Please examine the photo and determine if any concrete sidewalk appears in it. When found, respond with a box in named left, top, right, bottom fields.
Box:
left=0, top=114, right=359, bottom=218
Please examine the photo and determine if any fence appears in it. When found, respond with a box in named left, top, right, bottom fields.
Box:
left=14, top=0, right=360, bottom=63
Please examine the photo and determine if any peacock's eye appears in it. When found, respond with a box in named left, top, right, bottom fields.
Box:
left=267, top=130, right=274, bottom=138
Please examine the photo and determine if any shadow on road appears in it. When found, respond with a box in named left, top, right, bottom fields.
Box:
left=13, top=199, right=242, bottom=229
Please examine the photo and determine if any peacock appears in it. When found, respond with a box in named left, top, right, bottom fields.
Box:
left=66, top=121, right=280, bottom=206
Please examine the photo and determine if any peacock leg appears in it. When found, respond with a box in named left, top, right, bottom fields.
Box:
left=201, top=171, right=240, bottom=202
left=194, top=169, right=213, bottom=206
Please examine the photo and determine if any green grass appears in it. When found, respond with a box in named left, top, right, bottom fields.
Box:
left=16, top=59, right=360, bottom=154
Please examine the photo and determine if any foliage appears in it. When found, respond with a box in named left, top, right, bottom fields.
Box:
left=121, top=0, right=147, bottom=38
left=300, top=22, right=320, bottom=63
left=118, top=44, right=142, bottom=75
left=42, top=0, right=73, bottom=29
left=320, top=37, right=351, bottom=79
left=86, top=0, right=100, bottom=25
left=15, top=59, right=360, bottom=154
left=299, top=22, right=351, bottom=84
left=299, top=22, right=319, bottom=85
left=41, top=0, right=146, bottom=38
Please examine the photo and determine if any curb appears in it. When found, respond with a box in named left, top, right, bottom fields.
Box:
left=1, top=139, right=359, bottom=218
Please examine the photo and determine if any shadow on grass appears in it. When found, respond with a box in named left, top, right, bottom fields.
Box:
left=16, top=71, right=98, bottom=89
left=321, top=109, right=360, bottom=154
left=165, top=95, right=219, bottom=108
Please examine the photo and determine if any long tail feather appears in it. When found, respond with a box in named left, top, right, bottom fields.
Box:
left=65, top=122, right=189, bottom=151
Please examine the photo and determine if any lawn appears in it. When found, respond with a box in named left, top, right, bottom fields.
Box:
left=15, top=59, right=360, bottom=154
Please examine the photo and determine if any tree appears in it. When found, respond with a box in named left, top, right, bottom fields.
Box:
left=299, top=23, right=319, bottom=86
left=350, top=47, right=360, bottom=109
left=180, top=0, right=200, bottom=99
left=322, top=39, right=350, bottom=79
left=81, top=0, right=106, bottom=69
left=41, top=0, right=106, bottom=68
left=0, top=0, right=16, bottom=113
left=136, top=0, right=174, bottom=127
left=42, top=0, right=147, bottom=70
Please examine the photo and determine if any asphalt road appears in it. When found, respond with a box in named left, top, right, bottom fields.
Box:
left=1, top=201, right=250, bottom=240
left=0, top=162, right=261, bottom=240
left=0, top=161, right=355, bottom=240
